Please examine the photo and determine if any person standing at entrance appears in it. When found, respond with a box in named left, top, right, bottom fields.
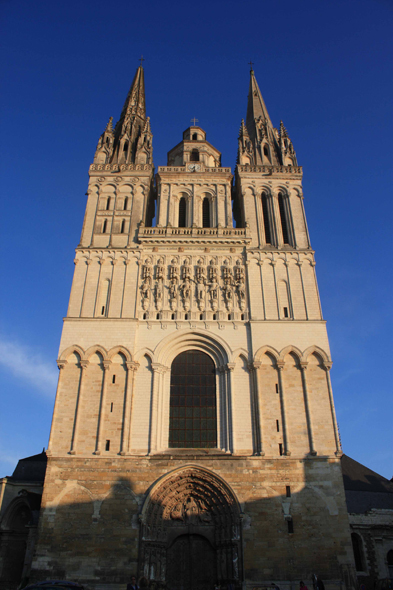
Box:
left=127, top=576, right=139, bottom=590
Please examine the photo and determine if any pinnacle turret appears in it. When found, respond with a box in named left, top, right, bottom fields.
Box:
left=93, top=65, right=153, bottom=166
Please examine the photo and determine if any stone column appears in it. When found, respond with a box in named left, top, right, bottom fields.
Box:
left=149, top=363, right=167, bottom=453
left=297, top=260, right=309, bottom=320
left=225, top=363, right=235, bottom=453
left=299, top=361, right=317, bottom=455
left=217, top=366, right=227, bottom=451
left=248, top=361, right=264, bottom=455
left=94, top=360, right=111, bottom=454
left=69, top=360, right=89, bottom=454
left=324, top=361, right=342, bottom=455
left=120, top=361, right=139, bottom=455
left=277, top=361, right=291, bottom=456
left=47, top=360, right=67, bottom=454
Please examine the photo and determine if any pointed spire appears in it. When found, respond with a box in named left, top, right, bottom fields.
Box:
left=244, top=69, right=282, bottom=166
left=106, top=64, right=153, bottom=166
left=116, top=65, right=146, bottom=136
left=105, top=117, right=113, bottom=133
left=279, top=120, right=298, bottom=166
left=246, top=70, right=274, bottom=134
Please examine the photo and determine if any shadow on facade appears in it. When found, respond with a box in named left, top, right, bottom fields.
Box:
left=21, top=458, right=357, bottom=590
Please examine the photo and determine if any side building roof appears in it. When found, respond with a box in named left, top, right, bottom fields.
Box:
left=341, top=454, right=393, bottom=514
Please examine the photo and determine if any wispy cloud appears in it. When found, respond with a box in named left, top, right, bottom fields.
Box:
left=0, top=334, right=57, bottom=397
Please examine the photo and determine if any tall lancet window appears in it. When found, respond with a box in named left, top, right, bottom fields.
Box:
left=190, top=149, right=199, bottom=162
left=202, top=197, right=211, bottom=228
left=169, top=351, right=217, bottom=448
left=278, top=192, right=290, bottom=245
left=261, top=191, right=272, bottom=244
left=179, top=197, right=187, bottom=227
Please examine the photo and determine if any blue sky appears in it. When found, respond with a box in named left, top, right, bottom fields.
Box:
left=1, top=0, right=392, bottom=479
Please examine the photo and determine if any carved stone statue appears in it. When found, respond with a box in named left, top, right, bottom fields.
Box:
left=156, top=258, right=164, bottom=281
left=141, top=279, right=150, bottom=310
left=181, top=279, right=191, bottom=311
left=196, top=259, right=206, bottom=284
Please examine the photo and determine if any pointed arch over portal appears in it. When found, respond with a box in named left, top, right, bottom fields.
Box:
left=139, top=466, right=242, bottom=588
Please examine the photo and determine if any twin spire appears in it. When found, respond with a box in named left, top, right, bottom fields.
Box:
left=93, top=65, right=152, bottom=167
left=238, top=69, right=297, bottom=167
left=93, top=65, right=297, bottom=169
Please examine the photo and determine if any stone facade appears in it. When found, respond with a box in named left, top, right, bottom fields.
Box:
left=28, top=66, right=358, bottom=589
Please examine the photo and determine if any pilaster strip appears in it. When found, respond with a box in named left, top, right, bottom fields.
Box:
left=94, top=360, right=111, bottom=455
left=47, top=360, right=68, bottom=454
left=120, top=361, right=139, bottom=455
left=69, top=360, right=89, bottom=454
left=324, top=362, right=342, bottom=455
left=300, top=362, right=317, bottom=455
left=277, top=362, right=291, bottom=456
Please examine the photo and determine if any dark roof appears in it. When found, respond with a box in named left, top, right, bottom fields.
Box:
left=11, top=450, right=47, bottom=482
left=341, top=454, right=393, bottom=513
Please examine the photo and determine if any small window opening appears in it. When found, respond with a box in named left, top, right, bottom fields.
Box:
left=213, top=313, right=217, bottom=320
left=105, top=440, right=110, bottom=451
left=192, top=133, right=198, bottom=140
left=106, top=198, right=111, bottom=211
left=123, top=141, right=128, bottom=152
left=101, top=306, right=105, bottom=315
left=143, top=313, right=147, bottom=320
left=171, top=313, right=175, bottom=320
left=184, top=313, right=188, bottom=320
left=112, top=375, right=116, bottom=384
left=106, top=137, right=109, bottom=144
left=121, top=219, right=125, bottom=234
left=190, top=149, right=199, bottom=162
left=156, top=313, right=160, bottom=320
left=179, top=197, right=186, bottom=228
left=286, top=485, right=291, bottom=497
left=228, top=314, right=231, bottom=320
left=283, top=307, right=289, bottom=318
left=278, top=192, right=290, bottom=244
left=262, top=192, right=272, bottom=244
left=241, top=313, right=245, bottom=320
left=102, top=219, right=107, bottom=233
left=200, top=314, right=203, bottom=320
left=287, top=519, right=294, bottom=534
left=110, top=402, right=113, bottom=412
left=263, top=145, right=269, bottom=157
left=276, top=420, right=280, bottom=432
left=123, top=197, right=128, bottom=210
left=275, top=383, right=279, bottom=394
left=202, top=197, right=211, bottom=228
left=279, top=443, right=283, bottom=456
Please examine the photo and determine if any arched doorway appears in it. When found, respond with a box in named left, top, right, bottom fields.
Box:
left=139, top=467, right=242, bottom=590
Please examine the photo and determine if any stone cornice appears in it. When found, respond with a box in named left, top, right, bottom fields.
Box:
left=89, top=163, right=153, bottom=173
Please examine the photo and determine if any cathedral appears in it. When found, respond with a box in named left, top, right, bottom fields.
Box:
left=27, top=65, right=358, bottom=589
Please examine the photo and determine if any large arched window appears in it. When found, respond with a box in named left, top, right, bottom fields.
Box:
left=202, top=197, right=211, bottom=228
left=190, top=149, right=199, bottom=162
left=169, top=350, right=217, bottom=448
left=387, top=550, right=393, bottom=578
left=179, top=197, right=187, bottom=227
left=351, top=533, right=366, bottom=572
left=261, top=191, right=272, bottom=244
left=278, top=192, right=290, bottom=245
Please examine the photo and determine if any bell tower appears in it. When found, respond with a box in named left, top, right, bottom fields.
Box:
left=31, top=65, right=356, bottom=590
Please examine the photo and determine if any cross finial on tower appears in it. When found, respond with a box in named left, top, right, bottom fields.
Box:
left=139, top=55, right=145, bottom=67
left=190, top=117, right=199, bottom=126
left=248, top=60, right=254, bottom=71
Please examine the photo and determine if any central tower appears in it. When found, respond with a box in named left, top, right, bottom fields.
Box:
left=31, top=66, right=356, bottom=590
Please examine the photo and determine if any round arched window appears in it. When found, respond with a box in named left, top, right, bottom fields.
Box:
left=169, top=350, right=216, bottom=448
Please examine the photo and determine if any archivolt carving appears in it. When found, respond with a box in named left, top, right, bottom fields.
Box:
left=139, top=467, right=242, bottom=583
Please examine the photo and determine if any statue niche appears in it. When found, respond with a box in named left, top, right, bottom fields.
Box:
left=139, top=467, right=242, bottom=590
